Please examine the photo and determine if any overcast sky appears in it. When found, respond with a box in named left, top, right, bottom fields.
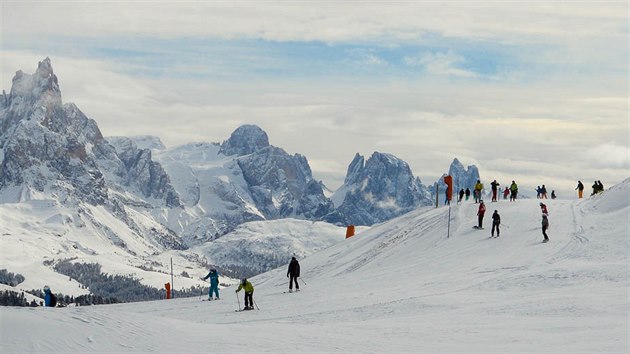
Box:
left=1, top=1, right=628, bottom=196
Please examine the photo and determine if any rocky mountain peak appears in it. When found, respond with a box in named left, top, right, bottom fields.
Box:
left=219, top=124, right=269, bottom=156
left=334, top=151, right=432, bottom=226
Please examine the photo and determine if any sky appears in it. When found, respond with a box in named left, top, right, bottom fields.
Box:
left=1, top=1, right=628, bottom=196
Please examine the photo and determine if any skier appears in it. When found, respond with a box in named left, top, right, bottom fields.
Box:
left=509, top=181, right=518, bottom=201
left=551, top=190, right=556, bottom=199
left=43, top=285, right=56, bottom=307
left=458, top=189, right=465, bottom=203
left=490, top=180, right=499, bottom=202
left=575, top=180, right=584, bottom=199
left=503, top=187, right=510, bottom=200
left=591, top=181, right=598, bottom=196
left=476, top=201, right=486, bottom=229
left=474, top=180, right=483, bottom=203
left=540, top=202, right=548, bottom=216
left=287, top=257, right=300, bottom=293
left=541, top=185, right=548, bottom=199
left=541, top=213, right=550, bottom=243
left=535, top=186, right=542, bottom=199
left=235, top=278, right=255, bottom=310
left=597, top=180, right=604, bottom=193
left=201, top=268, right=220, bottom=300
left=465, top=188, right=471, bottom=201
left=491, top=210, right=500, bottom=237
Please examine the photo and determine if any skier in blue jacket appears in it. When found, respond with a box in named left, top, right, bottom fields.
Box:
left=201, top=269, right=220, bottom=300
left=43, top=285, right=56, bottom=307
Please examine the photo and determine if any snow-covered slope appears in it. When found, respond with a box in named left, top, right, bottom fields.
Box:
left=3, top=179, right=626, bottom=353
left=192, top=219, right=368, bottom=277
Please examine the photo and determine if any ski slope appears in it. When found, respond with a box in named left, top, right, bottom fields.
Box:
left=2, top=179, right=628, bottom=353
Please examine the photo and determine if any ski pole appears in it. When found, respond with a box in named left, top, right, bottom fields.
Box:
left=299, top=277, right=307, bottom=286
left=253, top=298, right=260, bottom=311
left=236, top=291, right=241, bottom=311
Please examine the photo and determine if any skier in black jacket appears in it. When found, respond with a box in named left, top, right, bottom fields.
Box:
left=287, top=257, right=300, bottom=292
left=491, top=210, right=501, bottom=238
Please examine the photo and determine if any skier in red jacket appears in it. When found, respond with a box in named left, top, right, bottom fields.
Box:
left=477, top=201, right=486, bottom=229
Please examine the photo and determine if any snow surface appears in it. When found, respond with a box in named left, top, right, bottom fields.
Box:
left=1, top=179, right=628, bottom=353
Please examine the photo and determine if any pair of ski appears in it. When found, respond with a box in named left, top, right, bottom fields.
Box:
left=235, top=307, right=256, bottom=312
left=283, top=290, right=300, bottom=294
left=202, top=298, right=220, bottom=301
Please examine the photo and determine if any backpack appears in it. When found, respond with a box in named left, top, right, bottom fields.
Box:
left=49, top=293, right=57, bottom=307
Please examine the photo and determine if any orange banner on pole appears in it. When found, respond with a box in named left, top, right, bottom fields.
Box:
left=444, top=175, right=453, bottom=202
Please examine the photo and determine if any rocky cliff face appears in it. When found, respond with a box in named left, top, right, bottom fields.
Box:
left=333, top=152, right=432, bottom=226
left=0, top=58, right=184, bottom=250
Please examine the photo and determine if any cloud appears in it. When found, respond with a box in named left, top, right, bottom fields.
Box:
left=404, top=51, right=477, bottom=78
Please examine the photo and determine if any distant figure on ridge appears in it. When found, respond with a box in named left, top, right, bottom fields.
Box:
left=540, top=202, right=548, bottom=216
left=465, top=188, right=471, bottom=201
left=503, top=187, right=510, bottom=200
left=541, top=185, right=548, bottom=199
left=535, top=186, right=542, bottom=199
left=551, top=190, right=556, bottom=199
left=575, top=180, right=584, bottom=199
left=287, top=257, right=301, bottom=293
left=490, top=180, right=500, bottom=202
left=509, top=181, right=518, bottom=201
left=201, top=268, right=220, bottom=300
left=474, top=180, right=484, bottom=203
left=458, top=189, right=465, bottom=203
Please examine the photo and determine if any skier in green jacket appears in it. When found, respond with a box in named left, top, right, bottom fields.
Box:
left=236, top=278, right=255, bottom=310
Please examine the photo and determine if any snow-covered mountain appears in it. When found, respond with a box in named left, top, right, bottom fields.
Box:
left=3, top=179, right=627, bottom=352
left=332, top=152, right=433, bottom=225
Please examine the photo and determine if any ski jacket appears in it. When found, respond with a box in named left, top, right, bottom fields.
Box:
left=490, top=181, right=499, bottom=191
left=203, top=270, right=220, bottom=286
left=510, top=183, right=518, bottom=191
left=474, top=182, right=483, bottom=191
left=236, top=280, right=254, bottom=293
left=576, top=182, right=584, bottom=191
left=492, top=212, right=500, bottom=224
left=477, top=203, right=486, bottom=216
left=465, top=188, right=470, bottom=196
left=287, top=259, right=300, bottom=277
left=44, top=290, right=52, bottom=307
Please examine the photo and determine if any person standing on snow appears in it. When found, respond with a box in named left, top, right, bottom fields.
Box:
left=491, top=210, right=501, bottom=238
left=551, top=190, right=556, bottom=199
left=458, top=189, right=465, bottom=203
left=236, top=278, right=255, bottom=310
left=503, top=187, right=510, bottom=200
left=591, top=181, right=598, bottom=196
left=541, top=185, right=548, bottom=199
left=597, top=181, right=604, bottom=193
left=201, top=268, right=220, bottom=300
left=477, top=201, right=486, bottom=229
left=43, top=285, right=56, bottom=307
left=474, top=180, right=483, bottom=203
left=509, top=181, right=518, bottom=201
left=576, top=181, right=584, bottom=199
left=465, top=188, right=471, bottom=201
left=541, top=213, right=550, bottom=243
left=287, top=257, right=301, bottom=293
left=535, top=186, right=542, bottom=199
left=490, top=180, right=500, bottom=202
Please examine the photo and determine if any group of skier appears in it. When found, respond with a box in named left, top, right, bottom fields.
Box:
left=475, top=200, right=550, bottom=242
left=199, top=256, right=301, bottom=311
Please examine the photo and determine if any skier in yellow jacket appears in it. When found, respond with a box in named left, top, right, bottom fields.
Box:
left=236, top=278, right=255, bottom=310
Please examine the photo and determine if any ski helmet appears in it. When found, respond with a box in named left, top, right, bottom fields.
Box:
left=43, top=285, right=50, bottom=291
